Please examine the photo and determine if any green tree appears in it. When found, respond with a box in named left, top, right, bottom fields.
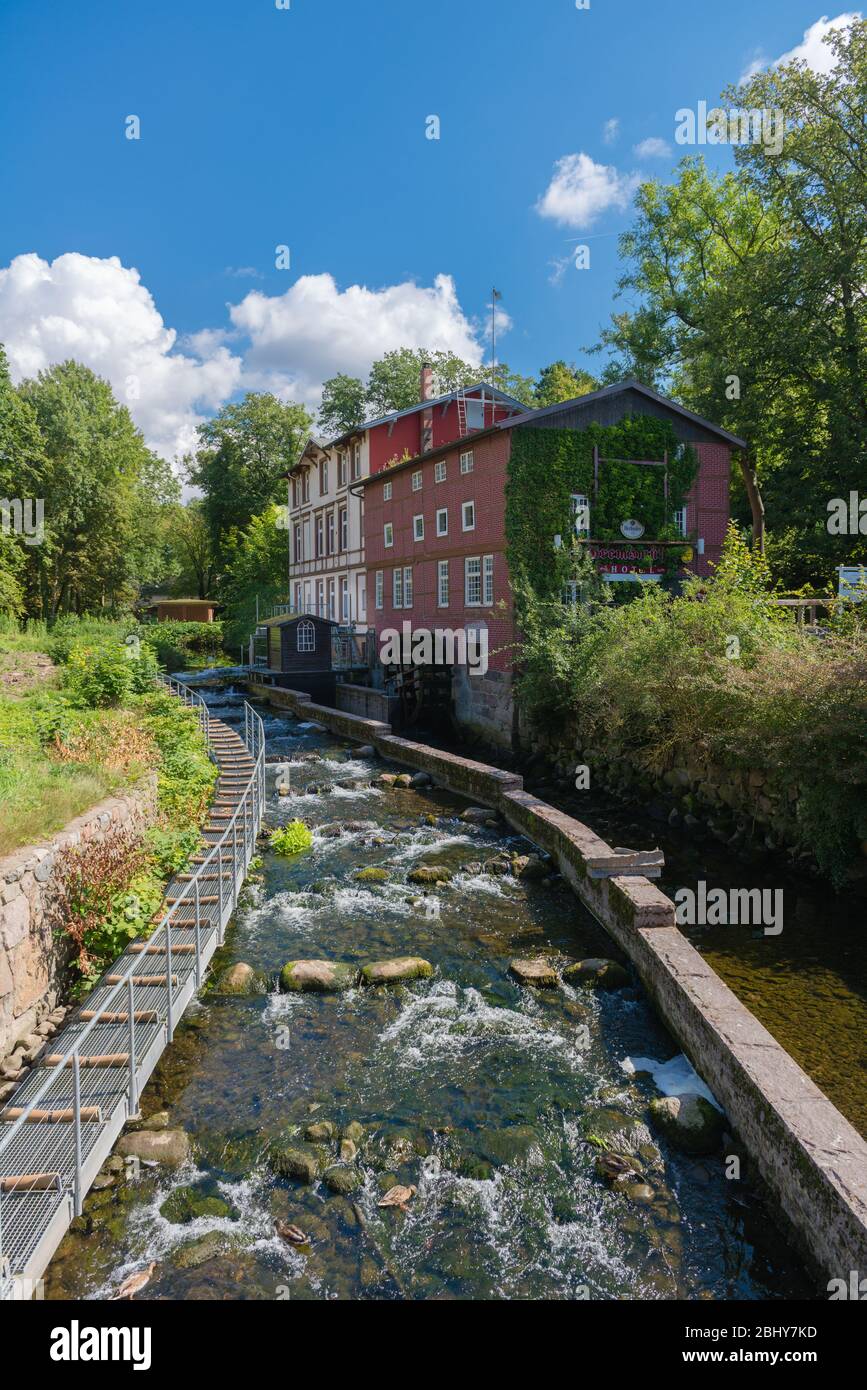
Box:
left=19, top=360, right=176, bottom=618
left=591, top=19, right=867, bottom=586
left=535, top=361, right=599, bottom=406
left=364, top=348, right=479, bottom=416
left=219, top=504, right=289, bottom=650
left=162, top=500, right=217, bottom=598
left=318, top=373, right=367, bottom=438
left=188, top=393, right=311, bottom=562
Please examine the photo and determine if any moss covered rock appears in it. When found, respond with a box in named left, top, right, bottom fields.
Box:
left=562, top=958, right=630, bottom=991
left=509, top=957, right=559, bottom=988
left=159, top=1183, right=235, bottom=1225
left=361, top=957, right=434, bottom=985
left=407, top=865, right=453, bottom=885
left=648, top=1094, right=725, bottom=1155
left=280, top=960, right=358, bottom=993
left=270, top=1144, right=323, bottom=1184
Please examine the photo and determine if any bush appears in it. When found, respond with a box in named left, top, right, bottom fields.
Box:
left=62, top=643, right=135, bottom=707
left=270, top=820, right=313, bottom=855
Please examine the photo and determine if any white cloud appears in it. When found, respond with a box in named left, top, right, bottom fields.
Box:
left=741, top=12, right=861, bottom=80
left=633, top=136, right=672, bottom=158
left=0, top=255, right=497, bottom=461
left=230, top=271, right=486, bottom=408
left=535, top=152, right=642, bottom=230
left=602, top=117, right=620, bottom=144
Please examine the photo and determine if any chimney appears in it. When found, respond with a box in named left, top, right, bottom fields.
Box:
left=420, top=360, right=434, bottom=453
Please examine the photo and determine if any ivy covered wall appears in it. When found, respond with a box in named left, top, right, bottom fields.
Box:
left=504, top=418, right=698, bottom=598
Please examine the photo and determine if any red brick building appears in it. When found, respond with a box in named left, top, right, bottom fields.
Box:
left=358, top=380, right=745, bottom=747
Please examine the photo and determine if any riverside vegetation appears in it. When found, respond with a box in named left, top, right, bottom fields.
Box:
left=0, top=617, right=215, bottom=992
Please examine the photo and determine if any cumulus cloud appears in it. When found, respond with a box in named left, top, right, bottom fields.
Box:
left=0, top=252, right=242, bottom=462
left=230, top=271, right=486, bottom=407
left=741, top=12, right=861, bottom=80
left=0, top=254, right=496, bottom=462
left=633, top=136, right=672, bottom=158
left=535, top=152, right=642, bottom=230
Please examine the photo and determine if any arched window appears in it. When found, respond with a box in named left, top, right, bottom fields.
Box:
left=297, top=620, right=315, bottom=653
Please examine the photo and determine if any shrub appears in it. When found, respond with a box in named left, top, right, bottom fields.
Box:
left=270, top=820, right=313, bottom=855
left=62, top=643, right=134, bottom=707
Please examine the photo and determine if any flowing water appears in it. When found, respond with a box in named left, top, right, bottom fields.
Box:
left=45, top=689, right=814, bottom=1301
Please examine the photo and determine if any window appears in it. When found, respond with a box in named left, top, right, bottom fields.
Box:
left=384, top=522, right=394, bottom=548
left=438, top=559, right=449, bottom=607
left=337, top=452, right=347, bottom=487
left=327, top=512, right=335, bottom=554
left=383, top=480, right=392, bottom=501
left=297, top=620, right=315, bottom=653
left=293, top=581, right=302, bottom=611
left=436, top=507, right=448, bottom=537
left=315, top=515, right=324, bottom=558
left=302, top=471, right=310, bottom=504
left=483, top=554, right=494, bottom=606
left=339, top=506, right=348, bottom=552
left=435, top=460, right=447, bottom=483
left=462, top=500, right=475, bottom=531
left=352, top=443, right=362, bottom=480
left=572, top=493, right=590, bottom=536
left=319, top=459, right=328, bottom=495
left=293, top=523, right=302, bottom=563
left=316, top=580, right=325, bottom=617
left=673, top=506, right=688, bottom=537
left=327, top=579, right=336, bottom=621
left=375, top=570, right=384, bottom=610
left=291, top=477, right=298, bottom=508
left=460, top=450, right=474, bottom=474
left=358, top=574, right=366, bottom=620
left=403, top=567, right=413, bottom=608
left=341, top=577, right=350, bottom=622
left=412, top=470, right=422, bottom=492
left=465, top=556, right=482, bottom=606
left=413, top=514, right=424, bottom=541
left=303, top=581, right=312, bottom=612
left=393, top=567, right=404, bottom=609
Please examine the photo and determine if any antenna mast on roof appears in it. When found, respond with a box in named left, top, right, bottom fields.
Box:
left=491, top=287, right=502, bottom=393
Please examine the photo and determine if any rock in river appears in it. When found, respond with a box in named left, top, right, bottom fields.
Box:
left=354, top=867, right=389, bottom=884
left=116, top=1128, right=190, bottom=1167
left=508, top=957, right=559, bottom=989
left=323, top=1165, right=362, bottom=1195
left=271, top=1144, right=323, bottom=1184
left=215, top=962, right=265, bottom=995
left=562, top=958, right=630, bottom=991
left=280, top=960, right=358, bottom=992
left=406, top=865, right=453, bottom=885
left=648, top=1094, right=725, bottom=1155
left=361, top=957, right=434, bottom=985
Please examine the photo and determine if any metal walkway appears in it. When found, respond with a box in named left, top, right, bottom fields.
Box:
left=0, top=677, right=265, bottom=1300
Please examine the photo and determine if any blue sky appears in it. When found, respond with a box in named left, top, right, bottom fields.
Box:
left=0, top=0, right=855, bottom=459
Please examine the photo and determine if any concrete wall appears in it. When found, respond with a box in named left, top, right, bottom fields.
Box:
left=0, top=778, right=158, bottom=1065
left=247, top=676, right=867, bottom=1283
left=335, top=682, right=398, bottom=725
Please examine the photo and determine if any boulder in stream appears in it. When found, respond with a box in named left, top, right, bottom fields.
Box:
left=562, top=958, right=630, bottom=991
left=215, top=962, right=265, bottom=995
left=460, top=807, right=492, bottom=824
left=509, top=957, right=559, bottom=989
left=116, top=1128, right=190, bottom=1167
left=354, top=867, right=389, bottom=884
left=271, top=1144, right=323, bottom=1184
left=407, top=865, right=453, bottom=885
left=323, top=1165, right=362, bottom=1194
left=648, top=1094, right=725, bottom=1154
left=280, top=960, right=358, bottom=993
left=361, top=957, right=434, bottom=985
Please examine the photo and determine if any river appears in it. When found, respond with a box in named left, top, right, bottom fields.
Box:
left=45, top=688, right=813, bottom=1301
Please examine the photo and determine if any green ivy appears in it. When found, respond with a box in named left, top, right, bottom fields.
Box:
left=505, top=418, right=697, bottom=601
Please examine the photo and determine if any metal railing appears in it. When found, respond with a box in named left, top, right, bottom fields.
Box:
left=0, top=676, right=265, bottom=1298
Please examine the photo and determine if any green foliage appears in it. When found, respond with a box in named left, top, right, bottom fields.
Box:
left=270, top=820, right=313, bottom=855
left=219, top=504, right=289, bottom=650
left=517, top=527, right=867, bottom=886
left=188, top=392, right=312, bottom=561
left=141, top=688, right=217, bottom=823
left=142, top=619, right=224, bottom=670
left=61, top=639, right=159, bottom=707
left=318, top=373, right=368, bottom=438
left=505, top=419, right=697, bottom=601
left=534, top=361, right=599, bottom=407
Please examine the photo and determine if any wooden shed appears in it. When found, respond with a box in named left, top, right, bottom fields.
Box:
left=143, top=598, right=219, bottom=623
left=254, top=613, right=340, bottom=703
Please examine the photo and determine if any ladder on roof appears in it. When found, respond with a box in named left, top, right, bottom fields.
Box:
left=456, top=388, right=469, bottom=438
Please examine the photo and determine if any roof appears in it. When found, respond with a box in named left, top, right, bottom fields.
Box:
left=143, top=597, right=217, bottom=608
left=356, top=424, right=502, bottom=488
left=258, top=612, right=339, bottom=629
left=327, top=382, right=526, bottom=448
left=504, top=379, right=747, bottom=449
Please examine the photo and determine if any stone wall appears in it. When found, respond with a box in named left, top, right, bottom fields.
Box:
left=0, top=777, right=158, bottom=1066
left=452, top=667, right=514, bottom=749
left=335, top=682, right=398, bottom=725
left=246, top=676, right=867, bottom=1281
